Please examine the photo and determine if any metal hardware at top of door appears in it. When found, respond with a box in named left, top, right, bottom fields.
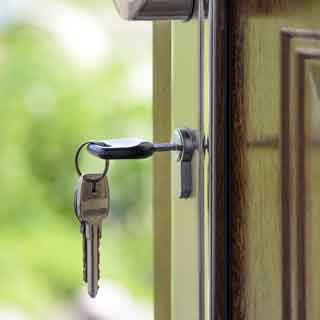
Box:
left=113, top=0, right=208, bottom=21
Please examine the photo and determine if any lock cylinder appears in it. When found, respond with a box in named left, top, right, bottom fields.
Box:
left=113, top=0, right=196, bottom=21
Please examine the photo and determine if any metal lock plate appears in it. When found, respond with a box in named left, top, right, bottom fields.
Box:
left=113, top=0, right=196, bottom=21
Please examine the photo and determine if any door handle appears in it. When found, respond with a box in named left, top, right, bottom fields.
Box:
left=113, top=0, right=196, bottom=21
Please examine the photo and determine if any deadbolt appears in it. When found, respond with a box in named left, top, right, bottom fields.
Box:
left=113, top=0, right=196, bottom=21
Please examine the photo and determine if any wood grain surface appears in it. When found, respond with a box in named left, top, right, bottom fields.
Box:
left=225, top=1, right=320, bottom=319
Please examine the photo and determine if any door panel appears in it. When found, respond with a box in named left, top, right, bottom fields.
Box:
left=154, top=2, right=320, bottom=320
left=228, top=1, right=320, bottom=319
left=307, top=60, right=320, bottom=319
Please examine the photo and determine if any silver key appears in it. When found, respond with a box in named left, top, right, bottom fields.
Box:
left=74, top=173, right=110, bottom=298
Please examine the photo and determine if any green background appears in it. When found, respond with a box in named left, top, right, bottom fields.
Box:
left=0, top=0, right=153, bottom=317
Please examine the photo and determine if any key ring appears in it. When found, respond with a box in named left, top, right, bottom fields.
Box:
left=75, top=141, right=109, bottom=183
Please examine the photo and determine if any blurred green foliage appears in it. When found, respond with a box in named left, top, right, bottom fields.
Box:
left=0, top=10, right=152, bottom=316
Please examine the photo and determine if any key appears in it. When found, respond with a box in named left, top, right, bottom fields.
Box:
left=74, top=174, right=109, bottom=297
left=87, top=138, right=182, bottom=160
left=74, top=173, right=110, bottom=298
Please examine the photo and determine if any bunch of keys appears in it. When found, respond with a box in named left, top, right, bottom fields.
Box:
left=73, top=131, right=194, bottom=297
left=74, top=142, right=110, bottom=298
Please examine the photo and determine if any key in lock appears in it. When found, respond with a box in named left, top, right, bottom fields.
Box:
left=86, top=128, right=196, bottom=199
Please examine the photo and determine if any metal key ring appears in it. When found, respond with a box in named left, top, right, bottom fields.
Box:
left=75, top=141, right=109, bottom=182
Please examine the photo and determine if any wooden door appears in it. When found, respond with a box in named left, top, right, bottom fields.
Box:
left=217, top=1, right=320, bottom=320
left=154, top=1, right=320, bottom=320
